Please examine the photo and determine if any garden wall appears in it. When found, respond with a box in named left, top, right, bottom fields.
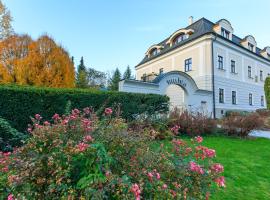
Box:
left=0, top=85, right=169, bottom=132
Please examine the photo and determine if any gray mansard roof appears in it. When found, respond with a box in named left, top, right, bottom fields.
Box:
left=136, top=18, right=269, bottom=67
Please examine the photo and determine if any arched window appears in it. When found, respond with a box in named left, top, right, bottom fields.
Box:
left=149, top=48, right=158, bottom=57
left=172, top=33, right=186, bottom=45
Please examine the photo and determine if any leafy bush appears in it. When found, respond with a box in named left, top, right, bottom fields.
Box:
left=256, top=108, right=270, bottom=117
left=0, top=117, right=26, bottom=152
left=225, top=110, right=249, bottom=117
left=0, top=84, right=169, bottom=133
left=168, top=109, right=217, bottom=136
left=1, top=108, right=225, bottom=199
left=221, top=112, right=264, bottom=137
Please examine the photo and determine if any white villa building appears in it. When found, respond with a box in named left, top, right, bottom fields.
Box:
left=119, top=17, right=270, bottom=118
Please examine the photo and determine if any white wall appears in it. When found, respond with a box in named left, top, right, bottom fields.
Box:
left=213, top=38, right=270, bottom=117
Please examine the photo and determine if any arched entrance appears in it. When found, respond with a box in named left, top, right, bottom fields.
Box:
left=165, top=84, right=186, bottom=110
left=119, top=71, right=213, bottom=117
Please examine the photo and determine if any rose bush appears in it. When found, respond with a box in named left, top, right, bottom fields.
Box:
left=1, top=107, right=225, bottom=199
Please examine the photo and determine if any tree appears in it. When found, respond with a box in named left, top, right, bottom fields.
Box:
left=123, top=65, right=132, bottom=79
left=109, top=68, right=121, bottom=91
left=76, top=57, right=88, bottom=88
left=0, top=0, right=13, bottom=40
left=264, top=76, right=270, bottom=108
left=87, top=67, right=107, bottom=88
left=0, top=34, right=75, bottom=88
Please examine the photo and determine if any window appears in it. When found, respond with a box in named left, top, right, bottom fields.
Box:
left=249, top=93, right=253, bottom=105
left=150, top=48, right=158, bottom=57
left=261, top=96, right=265, bottom=107
left=231, top=60, right=236, bottom=73
left=142, top=73, right=147, bottom=82
left=219, top=88, right=224, bottom=103
left=260, top=70, right=263, bottom=81
left=159, top=68, right=164, bottom=74
left=232, top=91, right=236, bottom=105
left=248, top=66, right=252, bottom=78
left=185, top=58, right=192, bottom=72
left=173, top=34, right=186, bottom=45
left=248, top=43, right=254, bottom=51
left=221, top=28, right=230, bottom=39
left=218, top=56, right=224, bottom=69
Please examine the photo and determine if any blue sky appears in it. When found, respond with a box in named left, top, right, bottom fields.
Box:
left=3, top=0, right=270, bottom=74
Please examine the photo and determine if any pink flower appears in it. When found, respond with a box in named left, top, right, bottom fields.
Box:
left=171, top=125, right=180, bottom=134
left=2, top=166, right=8, bottom=173
left=3, top=152, right=11, bottom=157
left=83, top=135, right=93, bottom=143
left=104, top=108, right=113, bottom=115
left=105, top=171, right=111, bottom=177
left=7, top=194, right=14, bottom=200
left=195, top=136, right=203, bottom=143
left=131, top=184, right=141, bottom=200
left=215, top=176, right=226, bottom=187
left=83, top=107, right=91, bottom=115
left=52, top=113, right=60, bottom=121
left=204, top=148, right=216, bottom=158
left=147, top=172, right=154, bottom=181
left=211, top=163, right=224, bottom=173
left=76, top=142, right=89, bottom=152
left=189, top=161, right=204, bottom=174
left=70, top=115, right=76, bottom=120
left=27, top=127, right=32, bottom=133
left=185, top=147, right=192, bottom=154
left=156, top=172, right=160, bottom=180
left=35, top=114, right=42, bottom=121
left=172, top=139, right=185, bottom=146
left=43, top=121, right=50, bottom=126
left=162, top=184, right=168, bottom=189
left=72, top=108, right=80, bottom=115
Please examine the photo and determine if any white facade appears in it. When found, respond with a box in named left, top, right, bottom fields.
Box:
left=119, top=18, right=270, bottom=118
left=213, top=38, right=269, bottom=117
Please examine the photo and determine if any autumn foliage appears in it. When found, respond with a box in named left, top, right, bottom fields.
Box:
left=0, top=34, right=75, bottom=88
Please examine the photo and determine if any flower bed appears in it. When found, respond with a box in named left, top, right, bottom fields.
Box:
left=0, top=108, right=225, bottom=199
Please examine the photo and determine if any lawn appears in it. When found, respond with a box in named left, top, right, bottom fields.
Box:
left=204, top=136, right=270, bottom=200
left=166, top=136, right=270, bottom=200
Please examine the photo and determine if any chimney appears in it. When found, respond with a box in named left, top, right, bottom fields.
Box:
left=188, top=16, right=194, bottom=25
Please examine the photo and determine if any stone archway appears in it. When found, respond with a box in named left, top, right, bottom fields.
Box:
left=165, top=84, right=186, bottom=110
left=119, top=70, right=213, bottom=116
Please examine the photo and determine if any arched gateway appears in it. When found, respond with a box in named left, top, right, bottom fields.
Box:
left=119, top=71, right=213, bottom=116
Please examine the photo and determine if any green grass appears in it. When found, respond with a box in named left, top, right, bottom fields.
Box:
left=183, top=136, right=270, bottom=200
left=157, top=136, right=270, bottom=199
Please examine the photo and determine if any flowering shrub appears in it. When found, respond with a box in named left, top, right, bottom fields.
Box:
left=0, top=107, right=225, bottom=199
left=169, top=109, right=217, bottom=136
left=221, top=112, right=264, bottom=137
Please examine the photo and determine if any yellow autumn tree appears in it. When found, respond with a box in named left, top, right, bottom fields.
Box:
left=0, top=34, right=75, bottom=88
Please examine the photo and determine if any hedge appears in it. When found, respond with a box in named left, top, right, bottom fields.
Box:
left=0, top=84, right=169, bottom=133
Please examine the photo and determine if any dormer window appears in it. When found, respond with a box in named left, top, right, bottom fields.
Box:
left=173, top=34, right=186, bottom=45
left=150, top=48, right=158, bottom=57
left=213, top=19, right=233, bottom=40
left=221, top=28, right=230, bottom=39
left=166, top=29, right=194, bottom=47
left=241, top=35, right=257, bottom=53
left=260, top=47, right=270, bottom=59
left=248, top=43, right=254, bottom=51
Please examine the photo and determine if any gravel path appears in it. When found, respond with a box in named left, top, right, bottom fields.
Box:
left=249, top=130, right=270, bottom=139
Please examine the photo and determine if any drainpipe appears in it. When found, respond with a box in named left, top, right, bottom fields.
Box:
left=211, top=34, right=217, bottom=119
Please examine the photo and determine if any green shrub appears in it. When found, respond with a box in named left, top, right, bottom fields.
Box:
left=0, top=84, right=169, bottom=133
left=0, top=117, right=26, bottom=152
